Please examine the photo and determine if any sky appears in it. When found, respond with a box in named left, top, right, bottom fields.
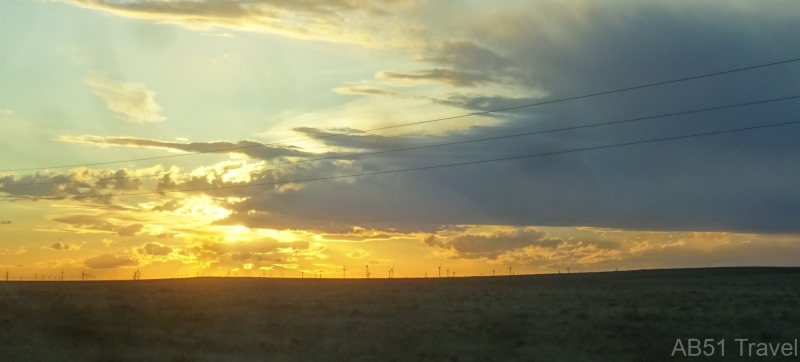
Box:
left=1, top=0, right=800, bottom=280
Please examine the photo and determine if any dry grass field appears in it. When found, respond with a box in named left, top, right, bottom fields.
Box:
left=1, top=267, right=799, bottom=362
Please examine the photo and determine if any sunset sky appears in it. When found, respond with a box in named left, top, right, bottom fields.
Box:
left=2, top=0, right=800, bottom=280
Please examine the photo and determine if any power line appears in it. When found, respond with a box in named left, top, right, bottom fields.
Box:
left=5, top=118, right=798, bottom=201
left=3, top=55, right=799, bottom=173
left=5, top=94, right=800, bottom=187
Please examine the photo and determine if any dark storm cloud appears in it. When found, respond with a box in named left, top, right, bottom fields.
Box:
left=43, top=1, right=800, bottom=235
left=433, top=94, right=541, bottom=112
left=374, top=41, right=518, bottom=87
left=420, top=41, right=515, bottom=73
left=197, top=1, right=800, bottom=234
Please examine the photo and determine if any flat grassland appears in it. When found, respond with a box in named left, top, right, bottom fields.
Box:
left=1, top=268, right=799, bottom=362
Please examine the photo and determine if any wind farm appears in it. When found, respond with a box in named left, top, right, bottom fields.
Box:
left=2, top=267, right=799, bottom=361
left=3, top=0, right=800, bottom=361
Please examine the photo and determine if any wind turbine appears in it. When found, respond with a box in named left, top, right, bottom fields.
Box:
left=343, top=267, right=346, bottom=279
left=438, top=264, right=441, bottom=278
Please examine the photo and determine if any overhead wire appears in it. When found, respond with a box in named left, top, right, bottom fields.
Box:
left=5, top=118, right=799, bottom=201
left=4, top=94, right=799, bottom=187
left=2, top=55, right=800, bottom=173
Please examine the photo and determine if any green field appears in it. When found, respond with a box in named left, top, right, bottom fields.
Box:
left=1, top=267, right=798, bottom=361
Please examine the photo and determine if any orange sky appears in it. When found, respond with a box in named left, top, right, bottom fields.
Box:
left=2, top=0, right=800, bottom=280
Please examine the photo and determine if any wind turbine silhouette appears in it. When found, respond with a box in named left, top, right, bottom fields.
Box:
left=342, top=267, right=346, bottom=279
left=438, top=264, right=441, bottom=278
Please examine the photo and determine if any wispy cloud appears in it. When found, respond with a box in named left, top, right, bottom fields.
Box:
left=54, top=0, right=419, bottom=47
left=377, top=69, right=497, bottom=87
left=84, top=253, right=139, bottom=269
left=347, top=249, right=370, bottom=259
left=85, top=74, right=167, bottom=123
left=58, top=135, right=317, bottom=160
left=332, top=86, right=408, bottom=98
